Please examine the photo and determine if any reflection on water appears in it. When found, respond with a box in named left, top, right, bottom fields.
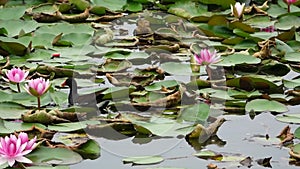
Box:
left=71, top=106, right=300, bottom=169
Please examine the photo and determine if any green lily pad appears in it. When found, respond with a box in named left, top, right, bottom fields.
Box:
left=145, top=80, right=179, bottom=91
left=283, top=78, right=300, bottom=89
left=161, top=62, right=200, bottom=76
left=244, top=16, right=276, bottom=28
left=73, top=139, right=101, bottom=160
left=275, top=15, right=300, bottom=30
left=1, top=20, right=39, bottom=37
left=178, top=103, right=210, bottom=122
left=0, top=120, right=46, bottom=134
left=124, top=1, right=143, bottom=12
left=27, top=146, right=83, bottom=165
left=47, top=121, right=100, bottom=132
left=0, top=36, right=29, bottom=56
left=0, top=6, right=26, bottom=20
left=123, top=155, right=164, bottom=165
left=168, top=1, right=206, bottom=19
left=124, top=114, right=195, bottom=137
left=216, top=54, right=261, bottom=67
left=267, top=4, right=287, bottom=18
left=26, top=166, right=69, bottom=169
left=283, top=52, right=300, bottom=62
left=276, top=113, right=300, bottom=124
left=226, top=76, right=283, bottom=94
left=92, top=0, right=127, bottom=11
left=294, top=127, right=300, bottom=139
left=0, top=102, right=28, bottom=119
left=245, top=99, right=288, bottom=113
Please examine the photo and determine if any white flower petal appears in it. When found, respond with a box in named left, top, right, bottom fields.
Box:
left=0, top=157, right=7, bottom=166
left=7, top=158, right=15, bottom=167
left=16, top=156, right=32, bottom=164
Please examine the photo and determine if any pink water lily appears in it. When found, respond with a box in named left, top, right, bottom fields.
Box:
left=3, top=68, right=29, bottom=92
left=25, top=77, right=51, bottom=110
left=0, top=132, right=37, bottom=167
left=231, top=2, right=245, bottom=19
left=194, top=49, right=221, bottom=66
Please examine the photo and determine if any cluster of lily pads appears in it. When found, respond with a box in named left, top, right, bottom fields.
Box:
left=0, top=0, right=300, bottom=168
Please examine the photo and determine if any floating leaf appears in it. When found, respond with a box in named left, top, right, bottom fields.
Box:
left=73, top=139, right=101, bottom=160
left=145, top=80, right=179, bottom=91
left=276, top=113, right=300, bottom=124
left=178, top=103, right=210, bottom=122
left=275, top=15, right=300, bottom=30
left=123, top=155, right=164, bottom=165
left=26, top=166, right=69, bottom=169
left=283, top=78, right=300, bottom=89
left=161, top=62, right=200, bottom=76
left=0, top=102, right=27, bottom=119
left=245, top=99, right=288, bottom=113
left=27, top=146, right=83, bottom=165
left=0, top=20, right=39, bottom=37
left=283, top=52, right=300, bottom=62
left=47, top=121, right=100, bottom=132
left=0, top=6, right=26, bottom=20
left=216, top=54, right=261, bottom=67
left=124, top=114, right=195, bottom=137
left=92, top=0, right=127, bottom=11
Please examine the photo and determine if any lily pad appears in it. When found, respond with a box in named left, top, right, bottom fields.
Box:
left=245, top=99, right=288, bottom=113
left=216, top=54, right=261, bottom=67
left=161, top=62, right=199, bottom=76
left=123, top=155, right=164, bottom=165
left=178, top=103, right=210, bottom=122
left=276, top=113, right=300, bottom=124
left=73, top=139, right=101, bottom=160
left=145, top=80, right=179, bottom=91
left=27, top=146, right=83, bottom=165
left=0, top=6, right=26, bottom=20
left=275, top=15, right=300, bottom=30
left=92, top=0, right=127, bottom=11
left=0, top=102, right=27, bottom=119
left=47, top=121, right=100, bottom=132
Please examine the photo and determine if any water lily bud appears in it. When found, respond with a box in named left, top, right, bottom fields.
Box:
left=25, top=77, right=51, bottom=97
left=231, top=2, right=245, bottom=19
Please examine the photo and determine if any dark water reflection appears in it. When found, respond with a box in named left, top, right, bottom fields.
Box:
left=71, top=106, right=300, bottom=169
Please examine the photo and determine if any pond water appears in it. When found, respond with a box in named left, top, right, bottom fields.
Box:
left=70, top=105, right=300, bottom=169
left=1, top=1, right=300, bottom=168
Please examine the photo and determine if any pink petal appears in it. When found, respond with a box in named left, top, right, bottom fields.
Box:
left=7, top=158, right=15, bottom=167
left=37, top=83, right=45, bottom=95
left=18, top=133, right=28, bottom=144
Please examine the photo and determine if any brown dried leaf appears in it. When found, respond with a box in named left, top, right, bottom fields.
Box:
left=277, top=125, right=294, bottom=145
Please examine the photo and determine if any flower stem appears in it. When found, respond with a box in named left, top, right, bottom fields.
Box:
left=288, top=4, right=291, bottom=13
left=37, top=96, right=41, bottom=110
left=18, top=162, right=26, bottom=169
left=17, top=83, right=20, bottom=93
